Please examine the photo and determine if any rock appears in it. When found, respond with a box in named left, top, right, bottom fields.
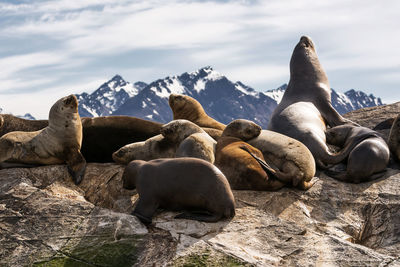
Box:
left=344, top=101, right=400, bottom=141
left=1, top=102, right=400, bottom=266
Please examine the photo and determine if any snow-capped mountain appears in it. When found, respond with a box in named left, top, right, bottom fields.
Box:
left=73, top=67, right=382, bottom=127
left=76, top=75, right=147, bottom=117
left=112, top=67, right=277, bottom=127
left=264, top=84, right=383, bottom=115
left=17, top=113, right=36, bottom=120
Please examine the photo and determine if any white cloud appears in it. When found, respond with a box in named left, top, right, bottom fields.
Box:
left=0, top=52, right=68, bottom=79
left=1, top=0, right=400, bottom=115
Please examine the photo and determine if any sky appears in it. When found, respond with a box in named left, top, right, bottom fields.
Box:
left=0, top=0, right=399, bottom=119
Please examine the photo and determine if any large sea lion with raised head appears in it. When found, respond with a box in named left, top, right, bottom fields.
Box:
left=122, top=158, right=236, bottom=224
left=325, top=125, right=389, bottom=183
left=169, top=94, right=225, bottom=130
left=268, top=36, right=357, bottom=168
left=0, top=95, right=86, bottom=184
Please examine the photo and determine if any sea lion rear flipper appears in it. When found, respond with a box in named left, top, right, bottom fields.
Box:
left=132, top=211, right=152, bottom=225
left=239, top=146, right=276, bottom=176
left=175, top=212, right=222, bottom=222
left=239, top=145, right=293, bottom=184
left=65, top=148, right=86, bottom=185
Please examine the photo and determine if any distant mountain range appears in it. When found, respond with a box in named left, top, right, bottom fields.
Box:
left=0, top=67, right=383, bottom=124
left=76, top=66, right=383, bottom=127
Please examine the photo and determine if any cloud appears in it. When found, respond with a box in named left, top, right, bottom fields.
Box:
left=0, top=0, right=400, bottom=116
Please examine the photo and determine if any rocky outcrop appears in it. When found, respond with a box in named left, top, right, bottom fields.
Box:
left=1, top=103, right=400, bottom=266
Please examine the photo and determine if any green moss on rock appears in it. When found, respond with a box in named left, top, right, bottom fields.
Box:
left=170, top=248, right=253, bottom=267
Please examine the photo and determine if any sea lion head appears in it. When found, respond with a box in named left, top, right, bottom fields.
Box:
left=290, top=36, right=327, bottom=82
left=222, top=119, right=261, bottom=140
left=169, top=94, right=205, bottom=120
left=160, top=119, right=203, bottom=143
left=49, top=95, right=79, bottom=120
left=326, top=125, right=353, bottom=147
left=122, top=160, right=146, bottom=190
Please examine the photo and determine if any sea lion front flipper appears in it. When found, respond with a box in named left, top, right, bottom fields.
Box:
left=65, top=148, right=86, bottom=185
left=318, top=102, right=359, bottom=127
left=175, top=211, right=222, bottom=223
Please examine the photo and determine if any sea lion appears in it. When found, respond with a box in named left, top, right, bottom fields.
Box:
left=389, top=114, right=400, bottom=161
left=0, top=95, right=86, bottom=184
left=169, top=94, right=226, bottom=130
left=247, top=129, right=316, bottom=190
left=0, top=114, right=48, bottom=137
left=112, top=134, right=177, bottom=164
left=268, top=36, right=357, bottom=168
left=219, top=119, right=261, bottom=140
left=202, top=127, right=223, bottom=141
left=215, top=119, right=285, bottom=190
left=81, top=116, right=161, bottom=162
left=122, top=158, right=236, bottom=224
left=325, top=125, right=389, bottom=183
left=0, top=114, right=162, bottom=162
left=161, top=119, right=216, bottom=163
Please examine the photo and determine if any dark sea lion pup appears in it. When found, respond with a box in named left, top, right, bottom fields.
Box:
left=325, top=125, right=389, bottom=183
left=268, top=36, right=357, bottom=168
left=169, top=93, right=226, bottom=130
left=122, top=158, right=235, bottom=224
left=0, top=95, right=86, bottom=184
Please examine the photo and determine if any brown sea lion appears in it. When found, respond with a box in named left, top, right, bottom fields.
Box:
left=122, top=158, right=236, bottom=224
left=0, top=95, right=86, bottom=184
left=325, top=125, right=389, bottom=183
left=169, top=93, right=225, bottom=130
left=161, top=119, right=216, bottom=163
left=0, top=114, right=162, bottom=162
left=214, top=119, right=285, bottom=191
left=268, top=36, right=357, bottom=168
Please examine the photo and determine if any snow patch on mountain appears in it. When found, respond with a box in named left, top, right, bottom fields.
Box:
left=264, top=84, right=287, bottom=103
left=76, top=75, right=147, bottom=117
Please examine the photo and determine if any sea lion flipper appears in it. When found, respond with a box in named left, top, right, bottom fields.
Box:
left=239, top=145, right=275, bottom=176
left=65, top=148, right=86, bottom=185
left=175, top=212, right=222, bottom=222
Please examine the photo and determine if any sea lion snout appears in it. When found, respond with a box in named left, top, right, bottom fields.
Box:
left=63, top=95, right=78, bottom=109
left=300, top=36, right=314, bottom=47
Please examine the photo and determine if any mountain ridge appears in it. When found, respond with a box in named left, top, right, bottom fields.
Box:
left=76, top=67, right=382, bottom=127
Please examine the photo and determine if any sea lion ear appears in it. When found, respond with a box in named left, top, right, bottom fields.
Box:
left=0, top=115, right=4, bottom=129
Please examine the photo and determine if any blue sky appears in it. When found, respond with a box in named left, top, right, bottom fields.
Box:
left=0, top=0, right=399, bottom=118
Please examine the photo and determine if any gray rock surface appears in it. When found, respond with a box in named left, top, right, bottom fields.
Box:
left=1, top=103, right=400, bottom=266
